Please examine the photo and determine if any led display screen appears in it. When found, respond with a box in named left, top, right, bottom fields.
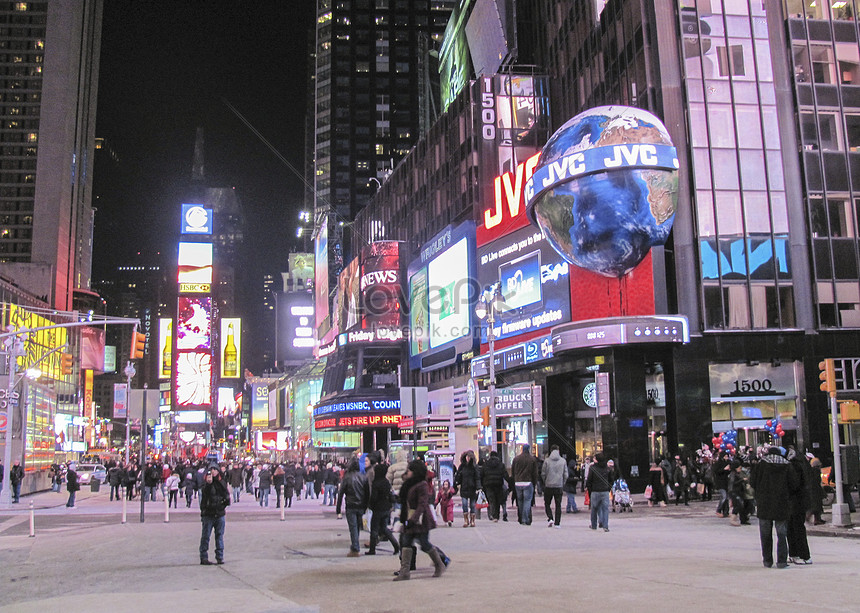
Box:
left=439, top=0, right=474, bottom=112
left=158, top=318, right=173, bottom=380
left=276, top=293, right=315, bottom=364
left=477, top=224, right=571, bottom=343
left=177, top=296, right=211, bottom=350
left=251, top=382, right=269, bottom=430
left=408, top=221, right=477, bottom=370
left=177, top=242, right=213, bottom=285
left=314, top=222, right=329, bottom=333
left=175, top=351, right=212, bottom=408
left=220, top=317, right=241, bottom=378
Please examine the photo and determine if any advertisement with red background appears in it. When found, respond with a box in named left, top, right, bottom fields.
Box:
left=360, top=240, right=404, bottom=331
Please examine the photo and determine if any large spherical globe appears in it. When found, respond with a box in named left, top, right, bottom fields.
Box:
left=525, top=106, right=679, bottom=278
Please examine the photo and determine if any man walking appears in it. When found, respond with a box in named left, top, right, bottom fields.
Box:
left=585, top=453, right=611, bottom=532
left=481, top=451, right=507, bottom=522
left=228, top=462, right=244, bottom=503
left=541, top=445, right=568, bottom=528
left=511, top=444, right=538, bottom=525
left=10, top=459, right=24, bottom=503
left=751, top=446, right=800, bottom=569
left=336, top=457, right=369, bottom=557
left=199, top=465, right=230, bottom=565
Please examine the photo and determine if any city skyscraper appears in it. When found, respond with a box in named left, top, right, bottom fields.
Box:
left=0, top=0, right=103, bottom=310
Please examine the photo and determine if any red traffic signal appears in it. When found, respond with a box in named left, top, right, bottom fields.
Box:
left=131, top=331, right=146, bottom=360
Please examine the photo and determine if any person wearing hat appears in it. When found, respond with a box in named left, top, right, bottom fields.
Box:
left=804, top=453, right=825, bottom=525
left=66, top=462, right=80, bottom=508
left=751, top=446, right=801, bottom=568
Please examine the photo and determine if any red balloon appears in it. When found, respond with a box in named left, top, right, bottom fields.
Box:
left=766, top=420, right=772, bottom=427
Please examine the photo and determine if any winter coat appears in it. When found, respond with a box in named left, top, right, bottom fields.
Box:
left=751, top=452, right=800, bottom=521
left=404, top=479, right=436, bottom=534
left=435, top=487, right=456, bottom=515
left=454, top=460, right=481, bottom=499
left=166, top=474, right=180, bottom=491
left=788, top=456, right=810, bottom=516
left=585, top=461, right=611, bottom=493
left=481, top=456, right=507, bottom=489
left=10, top=464, right=24, bottom=486
left=228, top=466, right=244, bottom=488
left=804, top=459, right=824, bottom=516
left=108, top=466, right=123, bottom=486
left=386, top=449, right=409, bottom=495
left=541, top=450, right=569, bottom=489
left=259, top=468, right=272, bottom=489
left=66, top=469, right=80, bottom=492
left=369, top=464, right=394, bottom=513
left=273, top=466, right=285, bottom=487
left=564, top=459, right=580, bottom=493
left=199, top=477, right=230, bottom=518
left=511, top=450, right=538, bottom=484
left=336, top=462, right=369, bottom=513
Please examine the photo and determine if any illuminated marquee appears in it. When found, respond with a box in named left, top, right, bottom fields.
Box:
left=313, top=396, right=402, bottom=430
left=177, top=242, right=213, bottom=286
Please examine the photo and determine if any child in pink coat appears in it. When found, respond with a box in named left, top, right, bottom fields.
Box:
left=435, top=480, right=456, bottom=526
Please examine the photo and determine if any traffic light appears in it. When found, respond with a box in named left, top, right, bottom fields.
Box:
left=131, top=330, right=146, bottom=360
left=819, top=358, right=836, bottom=397
left=60, top=353, right=73, bottom=376
left=481, top=404, right=490, bottom=427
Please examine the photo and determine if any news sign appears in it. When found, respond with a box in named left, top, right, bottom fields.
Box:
left=181, top=204, right=213, bottom=235
left=477, top=224, right=571, bottom=344
left=360, top=240, right=404, bottom=331
left=313, top=396, right=402, bottom=431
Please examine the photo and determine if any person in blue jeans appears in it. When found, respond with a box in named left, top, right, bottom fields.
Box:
left=585, top=453, right=612, bottom=532
left=336, top=457, right=369, bottom=557
left=199, top=466, right=230, bottom=565
left=511, top=444, right=539, bottom=525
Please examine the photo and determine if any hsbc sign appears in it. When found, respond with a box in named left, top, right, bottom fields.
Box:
left=360, top=269, right=398, bottom=290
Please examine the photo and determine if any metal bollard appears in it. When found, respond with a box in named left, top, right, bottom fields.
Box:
left=28, top=500, right=35, bottom=538
left=280, top=503, right=286, bottom=522
left=122, top=495, right=127, bottom=524
left=164, top=492, right=170, bottom=523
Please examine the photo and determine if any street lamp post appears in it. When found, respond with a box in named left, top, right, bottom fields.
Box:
left=475, top=288, right=508, bottom=454
left=123, top=361, right=136, bottom=466
left=0, top=332, right=22, bottom=507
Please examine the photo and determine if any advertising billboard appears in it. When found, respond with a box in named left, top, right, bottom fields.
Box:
left=80, top=326, right=106, bottom=372
left=175, top=351, right=212, bottom=408
left=251, top=382, right=269, bottom=430
left=181, top=203, right=213, bottom=235
left=477, top=223, right=571, bottom=344
left=408, top=221, right=477, bottom=371
left=275, top=292, right=315, bottom=364
left=177, top=297, right=211, bottom=350
left=314, top=221, right=329, bottom=333
left=360, top=241, right=403, bottom=332
left=6, top=304, right=68, bottom=379
left=256, top=430, right=290, bottom=451
left=439, top=0, right=474, bottom=112
left=113, top=383, right=127, bottom=419
left=177, top=241, right=213, bottom=291
left=158, top=318, right=172, bottom=380
left=217, top=387, right=237, bottom=417
left=464, top=0, right=514, bottom=77
left=333, top=258, right=360, bottom=334
left=219, top=317, right=241, bottom=378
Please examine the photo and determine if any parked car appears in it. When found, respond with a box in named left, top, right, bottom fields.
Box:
left=75, top=464, right=107, bottom=485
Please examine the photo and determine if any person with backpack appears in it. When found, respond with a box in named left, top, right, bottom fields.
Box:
left=199, top=466, right=230, bottom=565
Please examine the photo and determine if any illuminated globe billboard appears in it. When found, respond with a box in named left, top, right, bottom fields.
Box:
left=524, top=106, right=679, bottom=278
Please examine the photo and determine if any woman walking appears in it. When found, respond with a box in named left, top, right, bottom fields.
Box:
left=453, top=450, right=481, bottom=527
left=368, top=462, right=400, bottom=555
left=394, top=460, right=446, bottom=580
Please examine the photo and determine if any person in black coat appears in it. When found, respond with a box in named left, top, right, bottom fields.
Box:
left=199, top=466, right=230, bottom=565
left=66, top=462, right=80, bottom=508
left=481, top=451, right=507, bottom=522
left=368, top=463, right=399, bottom=555
left=786, top=447, right=812, bottom=564
left=751, top=447, right=801, bottom=568
left=453, top=450, right=481, bottom=527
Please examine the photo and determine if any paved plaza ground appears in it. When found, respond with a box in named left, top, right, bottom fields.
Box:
left=1, top=487, right=859, bottom=612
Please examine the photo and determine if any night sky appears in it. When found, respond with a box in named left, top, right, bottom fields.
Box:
left=93, top=2, right=316, bottom=281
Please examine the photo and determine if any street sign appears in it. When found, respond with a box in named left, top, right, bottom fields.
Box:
left=127, top=390, right=161, bottom=419
left=399, top=387, right=429, bottom=417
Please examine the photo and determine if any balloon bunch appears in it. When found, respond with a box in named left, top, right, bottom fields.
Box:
left=711, top=430, right=738, bottom=455
left=765, top=417, right=785, bottom=439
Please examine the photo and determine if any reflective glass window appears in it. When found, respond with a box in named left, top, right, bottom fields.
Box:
left=712, top=149, right=740, bottom=189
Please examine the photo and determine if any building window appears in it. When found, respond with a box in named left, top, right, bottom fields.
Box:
left=717, top=45, right=745, bottom=77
